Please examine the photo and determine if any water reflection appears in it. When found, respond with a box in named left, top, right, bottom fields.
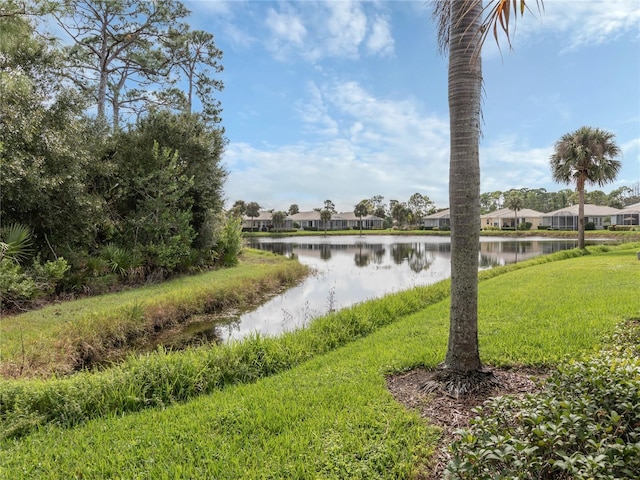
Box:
left=197, top=235, right=579, bottom=343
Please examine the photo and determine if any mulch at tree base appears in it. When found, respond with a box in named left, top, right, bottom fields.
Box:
left=386, top=366, right=549, bottom=479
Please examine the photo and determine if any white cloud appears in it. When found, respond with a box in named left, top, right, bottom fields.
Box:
left=546, top=0, right=640, bottom=51
left=223, top=77, right=637, bottom=210
left=264, top=7, right=307, bottom=60
left=320, top=1, right=368, bottom=59
left=223, top=22, right=256, bottom=50
left=296, top=81, right=339, bottom=136
left=480, top=136, right=553, bottom=192
left=224, top=80, right=452, bottom=210
left=483, top=0, right=640, bottom=56
left=366, top=14, right=394, bottom=57
left=258, top=1, right=395, bottom=63
left=265, top=8, right=306, bottom=45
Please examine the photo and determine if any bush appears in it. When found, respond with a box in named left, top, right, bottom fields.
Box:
left=217, top=217, right=243, bottom=267
left=519, top=221, right=532, bottom=230
left=0, top=257, right=69, bottom=310
left=100, top=244, right=140, bottom=277
left=446, top=321, right=640, bottom=480
left=439, top=224, right=450, bottom=231
left=537, top=225, right=550, bottom=230
left=585, top=221, right=596, bottom=230
left=0, top=260, right=38, bottom=309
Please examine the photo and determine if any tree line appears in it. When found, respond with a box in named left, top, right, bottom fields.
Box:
left=230, top=193, right=438, bottom=231
left=230, top=182, right=638, bottom=232
left=0, top=1, right=237, bottom=310
left=481, top=184, right=639, bottom=214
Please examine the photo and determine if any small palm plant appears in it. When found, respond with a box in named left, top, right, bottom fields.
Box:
left=0, top=223, right=33, bottom=263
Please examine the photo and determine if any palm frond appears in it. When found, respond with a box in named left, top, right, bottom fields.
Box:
left=431, top=0, right=544, bottom=55
left=0, top=223, right=34, bottom=263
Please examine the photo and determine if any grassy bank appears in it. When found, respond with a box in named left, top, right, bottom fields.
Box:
left=0, top=243, right=638, bottom=478
left=0, top=249, right=308, bottom=378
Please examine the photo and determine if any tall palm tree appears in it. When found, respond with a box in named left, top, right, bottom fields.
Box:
left=354, top=200, right=371, bottom=235
left=432, top=0, right=541, bottom=390
left=550, top=126, right=621, bottom=248
left=505, top=192, right=525, bottom=230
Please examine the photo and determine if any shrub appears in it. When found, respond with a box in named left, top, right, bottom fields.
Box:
left=0, top=259, right=38, bottom=309
left=519, top=221, right=532, bottom=230
left=610, top=225, right=634, bottom=232
left=585, top=221, right=596, bottom=230
left=30, top=257, right=69, bottom=296
left=537, top=225, right=550, bottom=230
left=439, top=224, right=450, bottom=231
left=217, top=217, right=243, bottom=267
left=446, top=321, right=640, bottom=480
left=100, top=244, right=140, bottom=277
left=0, top=257, right=69, bottom=310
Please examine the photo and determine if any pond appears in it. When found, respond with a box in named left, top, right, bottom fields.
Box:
left=164, top=235, right=578, bottom=347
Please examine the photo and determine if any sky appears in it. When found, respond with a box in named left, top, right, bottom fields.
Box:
left=183, top=0, right=640, bottom=212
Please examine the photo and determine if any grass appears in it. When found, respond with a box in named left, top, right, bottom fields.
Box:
left=0, top=249, right=308, bottom=378
left=0, top=243, right=638, bottom=478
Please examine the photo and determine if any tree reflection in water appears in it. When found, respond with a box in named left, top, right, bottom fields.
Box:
left=190, top=236, right=585, bottom=344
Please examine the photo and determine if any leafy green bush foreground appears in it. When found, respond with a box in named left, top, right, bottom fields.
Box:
left=446, top=320, right=640, bottom=480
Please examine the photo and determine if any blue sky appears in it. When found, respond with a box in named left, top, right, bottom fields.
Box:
left=184, top=0, right=640, bottom=212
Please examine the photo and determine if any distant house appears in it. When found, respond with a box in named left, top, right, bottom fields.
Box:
left=242, top=211, right=293, bottom=231
left=611, top=202, right=640, bottom=226
left=481, top=208, right=544, bottom=229
left=288, top=211, right=323, bottom=230
left=289, top=211, right=384, bottom=231
left=541, top=204, right=621, bottom=230
left=335, top=212, right=385, bottom=230
left=423, top=209, right=450, bottom=229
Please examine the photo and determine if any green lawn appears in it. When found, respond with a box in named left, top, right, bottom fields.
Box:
left=1, top=244, right=638, bottom=478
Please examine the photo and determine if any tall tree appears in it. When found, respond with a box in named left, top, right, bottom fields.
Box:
left=608, top=184, right=640, bottom=208
left=50, top=0, right=189, bottom=129
left=104, top=110, right=227, bottom=255
left=230, top=200, right=247, bottom=217
left=407, top=192, right=434, bottom=228
left=369, top=195, right=387, bottom=219
left=245, top=202, right=261, bottom=232
left=354, top=199, right=372, bottom=235
left=320, top=199, right=336, bottom=236
left=389, top=200, right=409, bottom=227
left=288, top=204, right=300, bottom=215
left=165, top=28, right=224, bottom=126
left=550, top=126, right=621, bottom=248
left=584, top=190, right=608, bottom=206
left=0, top=6, right=104, bottom=255
left=505, top=192, right=524, bottom=229
left=271, top=211, right=286, bottom=232
left=432, top=0, right=542, bottom=391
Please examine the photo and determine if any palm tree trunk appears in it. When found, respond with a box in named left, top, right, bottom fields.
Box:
left=445, top=0, right=483, bottom=373
left=578, top=176, right=585, bottom=248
